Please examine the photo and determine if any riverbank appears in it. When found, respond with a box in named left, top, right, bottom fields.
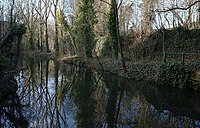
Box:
left=81, top=58, right=161, bottom=81
left=22, top=51, right=161, bottom=80
left=21, top=50, right=200, bottom=91
left=59, top=55, right=200, bottom=91
left=58, top=56, right=199, bottom=79
left=21, top=50, right=56, bottom=60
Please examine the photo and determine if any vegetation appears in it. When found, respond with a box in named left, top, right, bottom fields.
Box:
left=157, top=62, right=191, bottom=89
left=1, top=0, right=200, bottom=90
left=107, top=0, right=119, bottom=59
left=73, top=0, right=96, bottom=58
left=131, top=27, right=200, bottom=61
left=1, top=1, right=200, bottom=127
left=0, top=23, right=26, bottom=54
left=0, top=22, right=26, bottom=103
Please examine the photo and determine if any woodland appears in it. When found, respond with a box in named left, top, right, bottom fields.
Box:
left=1, top=1, right=200, bottom=127
left=1, top=0, right=200, bottom=89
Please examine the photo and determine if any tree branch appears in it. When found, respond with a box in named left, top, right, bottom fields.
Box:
left=117, top=0, right=123, bottom=10
left=156, top=0, right=200, bottom=12
left=99, top=0, right=112, bottom=6
left=95, top=10, right=108, bottom=17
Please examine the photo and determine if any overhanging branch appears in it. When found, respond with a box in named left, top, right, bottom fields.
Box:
left=156, top=0, right=200, bottom=12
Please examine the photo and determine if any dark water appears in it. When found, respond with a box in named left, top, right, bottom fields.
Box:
left=1, top=58, right=200, bottom=128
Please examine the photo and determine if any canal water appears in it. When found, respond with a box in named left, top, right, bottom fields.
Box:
left=1, top=57, right=200, bottom=128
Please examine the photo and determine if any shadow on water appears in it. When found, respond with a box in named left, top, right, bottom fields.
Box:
left=139, top=82, right=200, bottom=120
left=7, top=57, right=200, bottom=128
left=0, top=74, right=28, bottom=128
left=124, top=79, right=200, bottom=127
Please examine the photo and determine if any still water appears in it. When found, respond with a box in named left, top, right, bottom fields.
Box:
left=1, top=57, right=200, bottom=128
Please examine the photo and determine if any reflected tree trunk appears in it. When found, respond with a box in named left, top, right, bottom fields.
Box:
left=40, top=61, right=43, bottom=85
left=115, top=83, right=125, bottom=127
left=105, top=78, right=118, bottom=128
left=104, top=75, right=125, bottom=128
left=71, top=68, right=96, bottom=128
left=45, top=60, right=49, bottom=128
left=54, top=61, right=61, bottom=128
left=29, top=58, right=36, bottom=104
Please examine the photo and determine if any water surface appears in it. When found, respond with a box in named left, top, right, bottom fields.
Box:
left=1, top=58, right=200, bottom=128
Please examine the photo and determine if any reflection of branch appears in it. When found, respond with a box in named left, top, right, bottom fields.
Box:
left=156, top=0, right=200, bottom=12
left=95, top=117, right=107, bottom=127
left=56, top=109, right=67, bottom=127
left=95, top=73, right=103, bottom=86
left=96, top=56, right=104, bottom=71
left=115, top=85, right=125, bottom=127
left=5, top=68, right=28, bottom=74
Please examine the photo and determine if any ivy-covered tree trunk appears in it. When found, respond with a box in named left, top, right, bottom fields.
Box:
left=74, top=0, right=95, bottom=58
left=108, top=0, right=119, bottom=59
left=108, top=0, right=127, bottom=72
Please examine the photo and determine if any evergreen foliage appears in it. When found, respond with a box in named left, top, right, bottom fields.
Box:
left=74, top=0, right=96, bottom=58
left=157, top=62, right=192, bottom=89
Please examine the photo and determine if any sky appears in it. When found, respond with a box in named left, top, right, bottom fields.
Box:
left=0, top=0, right=199, bottom=29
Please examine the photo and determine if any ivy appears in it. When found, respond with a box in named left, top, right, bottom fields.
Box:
left=107, top=0, right=119, bottom=59
left=74, top=0, right=96, bottom=58
left=157, top=62, right=192, bottom=89
left=0, top=23, right=26, bottom=51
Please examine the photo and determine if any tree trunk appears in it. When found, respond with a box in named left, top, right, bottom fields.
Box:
left=54, top=4, right=59, bottom=56
left=39, top=0, right=43, bottom=51
left=45, top=17, right=50, bottom=52
left=108, top=0, right=119, bottom=59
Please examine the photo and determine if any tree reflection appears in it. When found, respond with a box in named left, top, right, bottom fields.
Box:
left=54, top=61, right=61, bottom=128
left=18, top=59, right=78, bottom=127
left=0, top=75, right=28, bottom=128
left=105, top=77, right=119, bottom=128
left=15, top=58, right=200, bottom=128
left=70, top=68, right=96, bottom=128
left=103, top=74, right=125, bottom=128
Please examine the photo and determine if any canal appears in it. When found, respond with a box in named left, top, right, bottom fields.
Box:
left=1, top=57, right=200, bottom=128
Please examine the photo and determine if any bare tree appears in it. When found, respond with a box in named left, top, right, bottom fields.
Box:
left=51, top=0, right=59, bottom=56
left=141, top=0, right=156, bottom=34
left=156, top=0, right=200, bottom=29
left=44, top=0, right=51, bottom=52
left=118, top=2, right=134, bottom=33
left=17, top=0, right=39, bottom=50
